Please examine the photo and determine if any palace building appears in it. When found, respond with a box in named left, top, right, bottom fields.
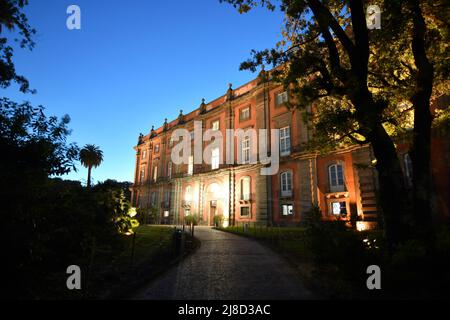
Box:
left=130, top=69, right=450, bottom=229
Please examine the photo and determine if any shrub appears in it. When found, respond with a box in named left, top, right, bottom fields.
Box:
left=213, top=214, right=224, bottom=227
left=185, top=214, right=199, bottom=226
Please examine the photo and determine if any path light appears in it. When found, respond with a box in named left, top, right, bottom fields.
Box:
left=125, top=230, right=136, bottom=267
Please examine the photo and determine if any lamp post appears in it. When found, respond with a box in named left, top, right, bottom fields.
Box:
left=125, top=230, right=137, bottom=268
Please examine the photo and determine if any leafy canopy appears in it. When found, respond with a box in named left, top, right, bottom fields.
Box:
left=220, top=0, right=449, bottom=149
left=0, top=0, right=36, bottom=93
left=80, top=144, right=104, bottom=169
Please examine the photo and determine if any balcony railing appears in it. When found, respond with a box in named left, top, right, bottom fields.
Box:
left=280, top=190, right=294, bottom=199
left=181, top=200, right=192, bottom=208
left=161, top=201, right=171, bottom=209
left=239, top=193, right=255, bottom=204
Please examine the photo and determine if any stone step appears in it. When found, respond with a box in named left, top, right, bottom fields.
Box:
left=361, top=191, right=376, bottom=198
left=361, top=198, right=377, bottom=205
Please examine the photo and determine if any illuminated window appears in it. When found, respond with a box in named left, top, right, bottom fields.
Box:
left=280, top=126, right=291, bottom=156
left=164, top=210, right=169, bottom=218
left=212, top=120, right=220, bottom=131
left=184, top=208, right=191, bottom=216
left=240, top=107, right=250, bottom=121
left=153, top=165, right=158, bottom=181
left=241, top=176, right=251, bottom=200
left=185, top=186, right=192, bottom=202
left=211, top=147, right=220, bottom=170
left=280, top=171, right=293, bottom=197
left=154, top=144, right=159, bottom=153
left=167, top=161, right=172, bottom=178
left=240, top=206, right=250, bottom=217
left=241, top=135, right=251, bottom=164
left=188, top=155, right=194, bottom=175
left=281, top=204, right=294, bottom=216
left=328, top=163, right=345, bottom=192
left=404, top=153, right=413, bottom=186
left=331, top=201, right=347, bottom=215
left=276, top=91, right=288, bottom=105
left=139, top=168, right=145, bottom=182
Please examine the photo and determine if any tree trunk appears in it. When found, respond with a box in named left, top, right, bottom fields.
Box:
left=368, top=123, right=412, bottom=248
left=408, top=0, right=434, bottom=237
left=87, top=166, right=92, bottom=188
left=352, top=88, right=411, bottom=249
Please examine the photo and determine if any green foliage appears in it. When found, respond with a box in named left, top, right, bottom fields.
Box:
left=0, top=98, right=79, bottom=176
left=79, top=144, right=104, bottom=187
left=0, top=100, right=135, bottom=298
left=79, top=144, right=103, bottom=169
left=213, top=214, right=224, bottom=227
left=301, top=207, right=383, bottom=295
left=185, top=214, right=199, bottom=226
left=433, top=105, right=450, bottom=133
left=221, top=0, right=448, bottom=148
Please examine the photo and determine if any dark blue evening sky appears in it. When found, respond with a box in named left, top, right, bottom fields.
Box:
left=3, top=0, right=284, bottom=184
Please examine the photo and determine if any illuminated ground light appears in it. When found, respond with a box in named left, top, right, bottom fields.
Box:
left=356, top=221, right=377, bottom=231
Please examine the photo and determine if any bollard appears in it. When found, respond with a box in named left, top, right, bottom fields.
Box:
left=173, top=229, right=183, bottom=256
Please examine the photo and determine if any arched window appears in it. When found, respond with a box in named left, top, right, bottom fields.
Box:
left=188, top=156, right=194, bottom=175
left=211, top=147, right=220, bottom=170
left=167, top=161, right=172, bottom=178
left=328, top=163, right=345, bottom=192
left=241, top=176, right=251, bottom=200
left=280, top=171, right=293, bottom=197
left=404, top=153, right=413, bottom=186
left=153, top=165, right=158, bottom=181
left=185, top=186, right=192, bottom=202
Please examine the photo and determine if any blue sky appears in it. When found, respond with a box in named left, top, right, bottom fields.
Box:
left=3, top=0, right=284, bottom=184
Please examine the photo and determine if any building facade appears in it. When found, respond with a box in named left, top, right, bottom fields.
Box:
left=131, top=71, right=449, bottom=229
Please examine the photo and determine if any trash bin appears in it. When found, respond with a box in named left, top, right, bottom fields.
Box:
left=173, top=229, right=183, bottom=255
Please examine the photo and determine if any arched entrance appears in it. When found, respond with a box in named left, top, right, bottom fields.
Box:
left=204, top=182, right=221, bottom=226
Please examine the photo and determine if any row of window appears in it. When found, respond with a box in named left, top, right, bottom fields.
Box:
left=141, top=163, right=346, bottom=203
left=141, top=153, right=410, bottom=193
left=148, top=190, right=171, bottom=208
left=140, top=91, right=289, bottom=161
left=139, top=126, right=293, bottom=181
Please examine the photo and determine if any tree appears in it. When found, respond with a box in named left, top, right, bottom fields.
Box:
left=0, top=98, right=80, bottom=298
left=80, top=144, right=104, bottom=188
left=0, top=0, right=36, bottom=93
left=220, top=0, right=448, bottom=247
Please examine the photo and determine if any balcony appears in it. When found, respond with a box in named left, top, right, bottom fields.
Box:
left=238, top=193, right=254, bottom=204
left=157, top=176, right=170, bottom=183
left=181, top=200, right=192, bottom=208
left=280, top=190, right=293, bottom=199
left=161, top=201, right=171, bottom=209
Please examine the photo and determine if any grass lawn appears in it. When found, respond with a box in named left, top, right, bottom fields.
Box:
left=75, top=225, right=197, bottom=299
left=40, top=225, right=199, bottom=299
left=219, top=226, right=314, bottom=265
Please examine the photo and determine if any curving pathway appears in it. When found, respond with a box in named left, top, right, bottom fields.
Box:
left=133, top=227, right=315, bottom=300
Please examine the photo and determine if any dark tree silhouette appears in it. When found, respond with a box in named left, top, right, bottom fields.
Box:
left=0, top=0, right=36, bottom=93
left=80, top=144, right=104, bottom=188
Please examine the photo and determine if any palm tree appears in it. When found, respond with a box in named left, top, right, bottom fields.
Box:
left=79, top=144, right=103, bottom=187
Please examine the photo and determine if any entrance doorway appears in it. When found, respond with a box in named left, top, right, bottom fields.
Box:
left=209, top=200, right=217, bottom=226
